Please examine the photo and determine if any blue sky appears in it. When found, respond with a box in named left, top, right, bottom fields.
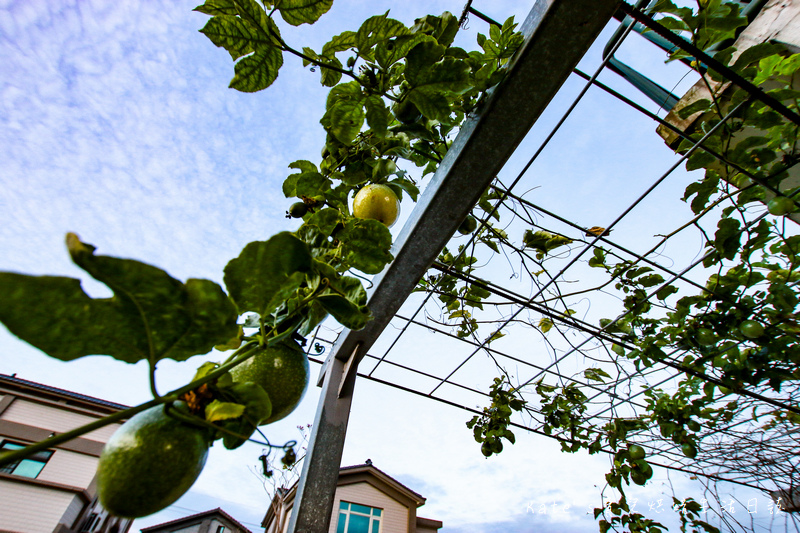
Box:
left=1, top=1, right=792, bottom=532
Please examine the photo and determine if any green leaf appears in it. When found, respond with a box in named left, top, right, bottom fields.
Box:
left=584, top=368, right=611, bottom=383
left=276, top=0, right=333, bottom=26
left=406, top=90, right=451, bottom=121
left=322, top=82, right=365, bottom=145
left=405, top=41, right=446, bottom=82
left=0, top=234, right=238, bottom=364
left=338, top=218, right=394, bottom=274
left=324, top=101, right=365, bottom=145
left=364, top=96, right=390, bottom=137
left=319, top=57, right=344, bottom=87
left=375, top=34, right=434, bottom=69
left=295, top=172, right=331, bottom=198
left=538, top=317, right=553, bottom=333
left=316, top=294, right=371, bottom=330
left=217, top=381, right=272, bottom=449
left=199, top=16, right=257, bottom=60
left=356, top=12, right=409, bottom=55
left=522, top=230, right=573, bottom=255
left=322, top=31, right=358, bottom=56
left=732, top=42, right=781, bottom=71
left=306, top=208, right=344, bottom=236
left=676, top=98, right=711, bottom=120
left=298, top=300, right=329, bottom=336
left=194, top=0, right=238, bottom=16
left=289, top=160, right=318, bottom=174
left=713, top=218, right=741, bottom=260
left=229, top=44, right=284, bottom=92
left=205, top=400, right=246, bottom=422
left=388, top=178, right=420, bottom=202
left=224, top=232, right=313, bottom=315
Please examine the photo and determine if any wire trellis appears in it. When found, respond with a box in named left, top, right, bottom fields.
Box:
left=308, top=0, right=800, bottom=522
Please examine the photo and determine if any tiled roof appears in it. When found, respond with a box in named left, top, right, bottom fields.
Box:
left=0, top=373, right=129, bottom=410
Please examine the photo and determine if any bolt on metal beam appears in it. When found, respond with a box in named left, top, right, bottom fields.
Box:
left=286, top=1, right=622, bottom=531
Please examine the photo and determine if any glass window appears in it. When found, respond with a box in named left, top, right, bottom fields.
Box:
left=0, top=441, right=53, bottom=479
left=337, top=502, right=382, bottom=533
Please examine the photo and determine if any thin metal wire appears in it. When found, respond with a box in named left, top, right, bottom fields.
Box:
left=321, top=1, right=800, bottom=494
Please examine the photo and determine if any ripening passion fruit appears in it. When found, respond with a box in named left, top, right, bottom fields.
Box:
left=352, top=184, right=401, bottom=227
left=96, top=402, right=209, bottom=518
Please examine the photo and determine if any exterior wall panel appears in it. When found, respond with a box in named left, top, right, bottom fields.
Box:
left=38, top=449, right=98, bottom=488
left=59, top=494, right=86, bottom=530
left=330, top=482, right=409, bottom=533
left=0, top=400, right=117, bottom=442
left=0, top=482, right=76, bottom=533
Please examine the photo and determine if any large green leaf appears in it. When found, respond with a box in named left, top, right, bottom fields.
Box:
left=0, top=234, right=238, bottom=364
left=198, top=0, right=284, bottom=92
left=200, top=16, right=258, bottom=60
left=375, top=34, right=434, bottom=69
left=322, top=30, right=357, bottom=56
left=317, top=294, right=370, bottom=330
left=323, top=101, right=365, bottom=145
left=230, top=44, right=284, bottom=92
left=356, top=12, right=409, bottom=55
left=364, top=96, right=390, bottom=137
left=405, top=55, right=470, bottom=94
left=338, top=218, right=394, bottom=274
left=277, top=0, right=333, bottom=26
left=405, top=41, right=446, bottom=82
left=407, top=89, right=451, bottom=121
left=224, top=232, right=312, bottom=315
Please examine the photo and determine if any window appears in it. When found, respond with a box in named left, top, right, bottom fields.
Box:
left=216, top=527, right=226, bottom=533
left=336, top=501, right=382, bottom=533
left=0, top=441, right=53, bottom=478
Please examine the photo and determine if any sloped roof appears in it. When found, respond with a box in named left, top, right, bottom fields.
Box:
left=0, top=373, right=128, bottom=411
left=140, top=507, right=252, bottom=533
left=339, top=462, right=425, bottom=503
left=262, top=461, right=428, bottom=528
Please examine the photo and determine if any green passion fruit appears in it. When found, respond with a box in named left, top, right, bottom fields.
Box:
left=288, top=202, right=308, bottom=218
left=458, top=215, right=478, bottom=235
left=96, top=402, right=209, bottom=518
left=392, top=99, right=423, bottom=124
left=740, top=320, right=765, bottom=339
left=231, top=341, right=309, bottom=424
left=628, top=444, right=646, bottom=460
left=768, top=196, right=796, bottom=216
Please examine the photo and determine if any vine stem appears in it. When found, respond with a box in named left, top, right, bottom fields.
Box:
left=0, top=342, right=262, bottom=467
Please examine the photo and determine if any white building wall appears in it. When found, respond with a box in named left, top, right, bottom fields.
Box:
left=37, top=449, right=98, bottom=488
left=172, top=525, right=202, bottom=533
left=58, top=494, right=86, bottom=530
left=329, top=482, right=410, bottom=533
left=0, top=481, right=78, bottom=533
left=1, top=399, right=119, bottom=442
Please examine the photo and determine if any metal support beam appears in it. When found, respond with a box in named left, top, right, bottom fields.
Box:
left=286, top=1, right=621, bottom=531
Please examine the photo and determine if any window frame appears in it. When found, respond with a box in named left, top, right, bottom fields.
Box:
left=336, top=501, right=382, bottom=533
left=0, top=440, right=53, bottom=479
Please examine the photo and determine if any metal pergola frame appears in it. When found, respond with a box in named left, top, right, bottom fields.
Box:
left=286, top=0, right=623, bottom=530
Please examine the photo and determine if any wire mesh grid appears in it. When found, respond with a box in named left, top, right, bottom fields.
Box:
left=310, top=0, right=799, bottom=504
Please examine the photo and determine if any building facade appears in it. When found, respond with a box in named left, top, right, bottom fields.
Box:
left=140, top=508, right=252, bottom=533
left=0, top=374, right=132, bottom=533
left=262, top=461, right=442, bottom=533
